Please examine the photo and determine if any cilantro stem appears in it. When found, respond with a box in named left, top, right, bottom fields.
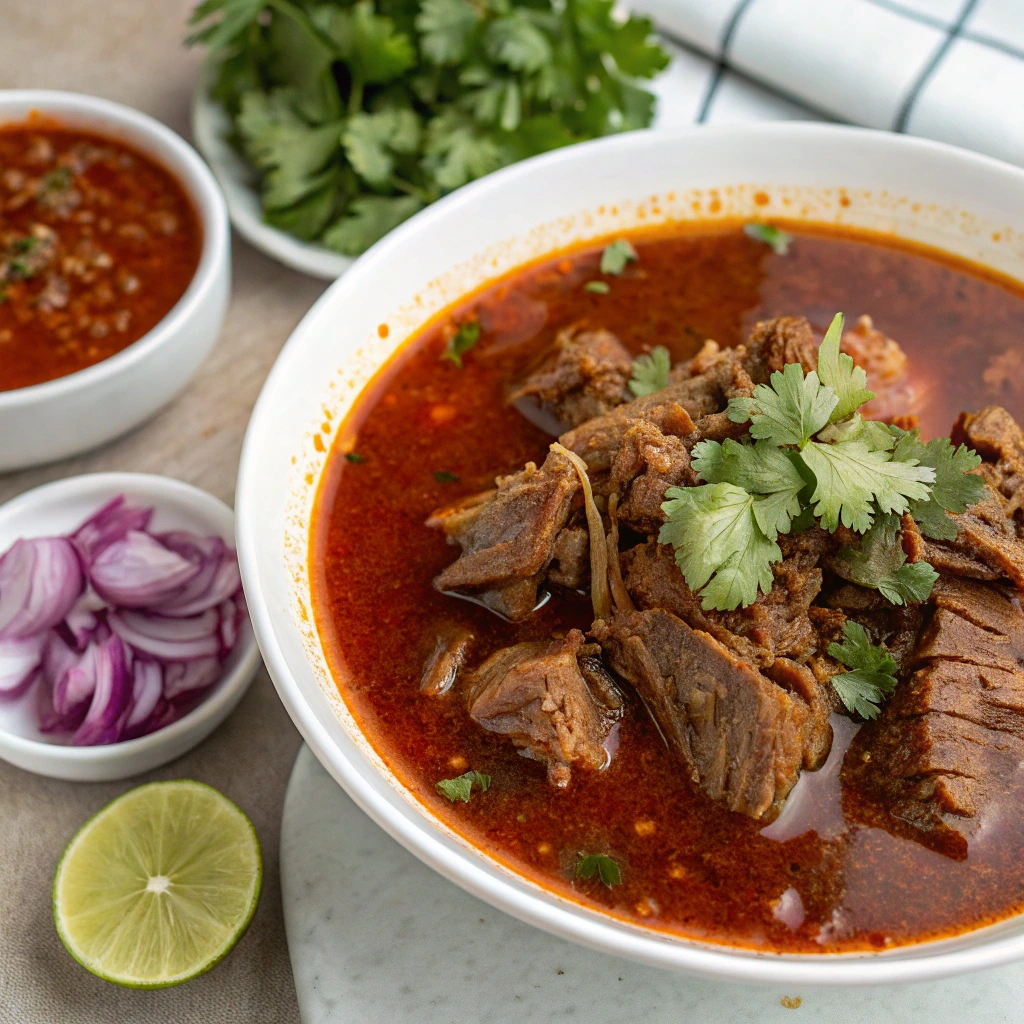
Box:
left=266, top=0, right=333, bottom=51
left=348, top=78, right=364, bottom=115
left=389, top=175, right=432, bottom=204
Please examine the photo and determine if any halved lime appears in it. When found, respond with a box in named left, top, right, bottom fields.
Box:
left=53, top=780, right=262, bottom=988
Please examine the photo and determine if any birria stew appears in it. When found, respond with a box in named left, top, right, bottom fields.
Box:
left=312, top=221, right=1024, bottom=953
left=0, top=124, right=201, bottom=391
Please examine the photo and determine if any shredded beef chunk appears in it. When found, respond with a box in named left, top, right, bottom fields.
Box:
left=610, top=422, right=695, bottom=533
left=843, top=576, right=1024, bottom=859
left=592, top=609, right=825, bottom=821
left=509, top=327, right=634, bottom=429
left=428, top=451, right=579, bottom=620
left=741, top=316, right=819, bottom=385
left=466, top=629, right=622, bottom=787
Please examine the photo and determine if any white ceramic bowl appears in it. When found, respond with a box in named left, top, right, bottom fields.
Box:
left=0, top=473, right=261, bottom=781
left=0, top=91, right=231, bottom=471
left=236, top=123, right=1024, bottom=985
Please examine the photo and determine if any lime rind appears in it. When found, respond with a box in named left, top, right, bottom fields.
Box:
left=53, top=780, right=262, bottom=989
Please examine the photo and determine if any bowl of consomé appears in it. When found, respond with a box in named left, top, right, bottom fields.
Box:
left=236, top=123, right=1024, bottom=985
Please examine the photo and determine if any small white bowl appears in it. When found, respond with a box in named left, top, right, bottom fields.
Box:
left=0, top=473, right=260, bottom=781
left=0, top=91, right=231, bottom=471
left=191, top=87, right=351, bottom=281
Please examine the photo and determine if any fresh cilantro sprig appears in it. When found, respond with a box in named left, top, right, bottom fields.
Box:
left=442, top=319, right=481, bottom=367
left=628, top=346, right=670, bottom=397
left=189, top=0, right=669, bottom=254
left=660, top=312, right=983, bottom=612
left=436, top=769, right=490, bottom=803
left=600, top=238, right=638, bottom=275
left=575, top=852, right=621, bottom=887
left=743, top=222, right=791, bottom=255
left=828, top=621, right=899, bottom=719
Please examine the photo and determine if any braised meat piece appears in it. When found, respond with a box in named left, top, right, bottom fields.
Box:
left=740, top=315, right=819, bottom=385
left=548, top=525, right=590, bottom=589
left=843, top=576, right=1024, bottom=859
left=466, top=629, right=622, bottom=787
left=840, top=314, right=914, bottom=421
left=428, top=450, right=579, bottom=620
left=592, top=609, right=827, bottom=821
left=509, top=327, right=634, bottom=429
left=420, top=628, right=474, bottom=696
left=609, top=422, right=696, bottom=533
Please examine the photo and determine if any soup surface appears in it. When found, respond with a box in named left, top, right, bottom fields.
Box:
left=313, top=223, right=1024, bottom=952
left=0, top=125, right=201, bottom=391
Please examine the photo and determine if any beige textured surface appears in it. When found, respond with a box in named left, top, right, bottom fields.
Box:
left=0, top=3, right=326, bottom=1020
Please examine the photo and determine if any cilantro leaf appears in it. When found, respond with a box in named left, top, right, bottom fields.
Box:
left=416, top=0, right=481, bottom=64
left=342, top=109, right=421, bottom=190
left=600, top=238, right=638, bottom=275
left=442, top=319, right=481, bottom=367
left=660, top=483, right=781, bottom=611
left=727, top=364, right=838, bottom=448
left=628, top=346, right=670, bottom=397
left=834, top=513, right=939, bottom=605
left=187, top=0, right=266, bottom=52
left=743, top=222, right=792, bottom=255
left=486, top=13, right=553, bottom=72
left=801, top=438, right=935, bottom=533
left=576, top=852, right=622, bottom=888
left=434, top=470, right=461, bottom=483
left=345, top=452, right=366, bottom=464
left=816, top=413, right=894, bottom=451
left=436, top=770, right=491, bottom=803
left=316, top=2, right=416, bottom=85
left=828, top=621, right=899, bottom=720
left=423, top=109, right=503, bottom=191
left=888, top=428, right=986, bottom=541
left=816, top=312, right=875, bottom=423
left=575, top=3, right=669, bottom=79
left=584, top=280, right=610, bottom=294
left=322, top=195, right=423, bottom=255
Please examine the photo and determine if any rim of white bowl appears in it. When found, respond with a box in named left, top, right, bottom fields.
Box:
left=238, top=121, right=1024, bottom=985
left=0, top=90, right=230, bottom=407
left=0, top=472, right=260, bottom=765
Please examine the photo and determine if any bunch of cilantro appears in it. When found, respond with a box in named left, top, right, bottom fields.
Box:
left=659, top=313, right=986, bottom=615
left=188, top=0, right=669, bottom=254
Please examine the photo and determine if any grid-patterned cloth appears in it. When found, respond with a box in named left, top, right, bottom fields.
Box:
left=641, top=0, right=1024, bottom=167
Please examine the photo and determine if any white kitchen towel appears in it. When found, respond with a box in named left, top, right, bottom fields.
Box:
left=641, top=0, right=1024, bottom=167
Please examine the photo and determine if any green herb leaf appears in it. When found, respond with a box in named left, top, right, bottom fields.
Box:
left=727, top=364, right=838, bottom=448
left=599, top=238, right=638, bottom=275
left=434, top=470, right=461, bottom=483
left=342, top=109, right=421, bottom=190
left=485, top=13, right=553, bottom=73
left=743, top=222, right=792, bottom=255
left=322, top=195, right=423, bottom=255
left=815, top=312, right=875, bottom=423
left=888, top=428, right=986, bottom=541
left=584, top=280, right=610, bottom=294
left=576, top=852, right=622, bottom=887
left=660, top=483, right=781, bottom=611
left=423, top=109, right=503, bottom=191
left=441, top=319, right=481, bottom=367
left=801, top=438, right=935, bottom=533
left=316, top=2, right=417, bottom=86
left=436, top=770, right=491, bottom=802
left=834, top=513, right=939, bottom=605
left=628, top=346, right=670, bottom=397
left=345, top=452, right=366, bottom=464
left=416, top=0, right=481, bottom=65
left=828, top=621, right=899, bottom=720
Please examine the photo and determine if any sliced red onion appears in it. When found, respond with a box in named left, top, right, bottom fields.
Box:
left=0, top=538, right=83, bottom=641
left=154, top=533, right=241, bottom=617
left=73, top=495, right=152, bottom=562
left=109, top=608, right=221, bottom=662
left=44, top=630, right=94, bottom=717
left=124, top=658, right=163, bottom=730
left=164, top=657, right=222, bottom=702
left=72, top=633, right=132, bottom=746
left=0, top=634, right=45, bottom=700
left=64, top=604, right=101, bottom=649
left=90, top=530, right=201, bottom=608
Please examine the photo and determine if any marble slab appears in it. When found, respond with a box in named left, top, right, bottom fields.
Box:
left=281, top=743, right=1024, bottom=1023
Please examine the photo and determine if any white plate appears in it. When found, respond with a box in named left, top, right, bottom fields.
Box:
left=236, top=123, right=1024, bottom=985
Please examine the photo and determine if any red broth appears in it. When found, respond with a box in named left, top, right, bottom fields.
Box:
left=0, top=125, right=201, bottom=391
left=312, top=223, right=1024, bottom=952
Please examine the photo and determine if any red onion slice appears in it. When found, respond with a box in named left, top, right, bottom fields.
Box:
left=109, top=608, right=221, bottom=662
left=153, top=533, right=241, bottom=618
left=0, top=537, right=84, bottom=641
left=90, top=530, right=201, bottom=607
left=73, top=495, right=152, bottom=562
left=72, top=634, right=132, bottom=746
left=124, top=659, right=163, bottom=730
left=0, top=634, right=45, bottom=700
left=164, top=658, right=222, bottom=702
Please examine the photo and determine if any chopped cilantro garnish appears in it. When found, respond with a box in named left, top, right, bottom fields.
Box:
left=345, top=452, right=366, bottom=464
left=433, top=470, right=460, bottom=484
left=828, top=621, right=899, bottom=719
left=38, top=167, right=73, bottom=194
left=575, top=852, right=622, bottom=888
left=628, top=346, right=670, bottom=397
left=12, top=236, right=39, bottom=254
left=584, top=280, right=610, bottom=294
left=436, top=770, right=490, bottom=803
left=743, top=222, right=792, bottom=255
left=599, top=239, right=638, bottom=275
left=189, top=0, right=669, bottom=256
left=834, top=513, right=939, bottom=605
left=659, top=310, right=983, bottom=611
left=441, top=319, right=481, bottom=367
